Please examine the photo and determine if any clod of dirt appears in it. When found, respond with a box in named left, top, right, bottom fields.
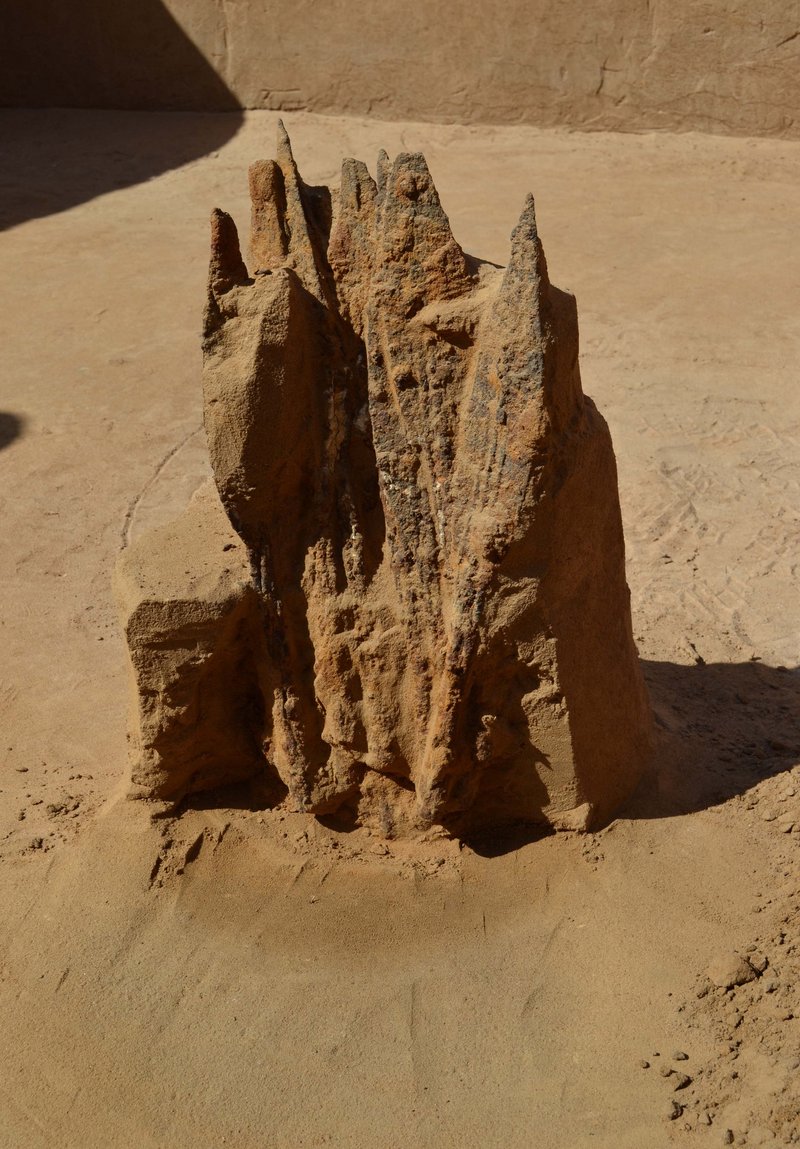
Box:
left=707, top=953, right=759, bottom=989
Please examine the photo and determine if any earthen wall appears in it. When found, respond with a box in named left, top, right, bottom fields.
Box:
left=4, top=2, right=797, bottom=140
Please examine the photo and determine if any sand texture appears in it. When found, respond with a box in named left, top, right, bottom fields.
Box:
left=0, top=110, right=798, bottom=1148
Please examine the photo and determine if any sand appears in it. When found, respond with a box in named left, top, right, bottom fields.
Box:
left=0, top=109, right=798, bottom=1148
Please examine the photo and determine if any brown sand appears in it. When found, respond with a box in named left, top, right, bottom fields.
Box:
left=0, top=110, right=798, bottom=1148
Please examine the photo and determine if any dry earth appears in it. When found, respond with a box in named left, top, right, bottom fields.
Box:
left=0, top=109, right=798, bottom=1148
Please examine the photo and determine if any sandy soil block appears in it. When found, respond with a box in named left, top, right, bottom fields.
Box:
left=117, top=126, right=652, bottom=836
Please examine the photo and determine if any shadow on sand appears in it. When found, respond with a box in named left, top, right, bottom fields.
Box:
left=468, top=657, right=799, bottom=855
left=0, top=0, right=244, bottom=230
left=0, top=412, right=25, bottom=450
left=630, top=656, right=799, bottom=816
left=0, top=109, right=244, bottom=232
left=181, top=659, right=799, bottom=858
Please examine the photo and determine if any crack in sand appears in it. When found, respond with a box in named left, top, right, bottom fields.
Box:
left=120, top=424, right=203, bottom=549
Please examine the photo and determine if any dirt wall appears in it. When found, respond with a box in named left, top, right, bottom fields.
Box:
left=3, top=1, right=798, bottom=138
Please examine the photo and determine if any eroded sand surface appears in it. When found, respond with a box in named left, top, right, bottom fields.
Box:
left=0, top=110, right=798, bottom=1148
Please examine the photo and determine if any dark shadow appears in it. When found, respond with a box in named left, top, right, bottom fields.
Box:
left=0, top=109, right=243, bottom=231
left=0, top=0, right=244, bottom=230
left=316, top=808, right=361, bottom=835
left=0, top=412, right=25, bottom=450
left=1, top=1, right=241, bottom=112
left=622, top=658, right=800, bottom=821
left=458, top=821, right=554, bottom=859
left=181, top=772, right=289, bottom=816
left=164, top=659, right=800, bottom=854
left=456, top=658, right=800, bottom=855
left=468, top=661, right=800, bottom=850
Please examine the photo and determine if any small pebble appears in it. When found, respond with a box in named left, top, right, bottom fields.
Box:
left=723, top=1132, right=734, bottom=1146
left=746, top=1131, right=777, bottom=1147
left=660, top=1066, right=674, bottom=1078
left=673, top=1072, right=692, bottom=1090
left=639, top=1059, right=650, bottom=1069
left=673, top=1050, right=689, bottom=1061
left=666, top=1100, right=683, bottom=1121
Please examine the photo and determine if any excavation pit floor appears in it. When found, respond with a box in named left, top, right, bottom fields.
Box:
left=0, top=109, right=798, bottom=1149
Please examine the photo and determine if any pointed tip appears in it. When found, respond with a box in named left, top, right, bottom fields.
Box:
left=265, top=125, right=326, bottom=301
left=383, top=151, right=438, bottom=209
left=209, top=206, right=232, bottom=252
left=376, top=149, right=391, bottom=194
left=276, top=119, right=294, bottom=166
left=506, top=193, right=547, bottom=286
left=209, top=208, right=248, bottom=290
left=340, top=157, right=376, bottom=211
left=393, top=149, right=430, bottom=177
left=515, top=194, right=539, bottom=240
left=248, top=161, right=289, bottom=269
left=340, top=154, right=358, bottom=180
left=371, top=151, right=471, bottom=301
left=497, top=194, right=550, bottom=317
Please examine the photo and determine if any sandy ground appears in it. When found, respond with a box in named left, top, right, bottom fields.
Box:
left=0, top=109, right=799, bottom=1148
